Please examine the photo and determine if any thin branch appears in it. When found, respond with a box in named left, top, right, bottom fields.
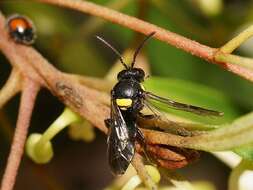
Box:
left=0, top=14, right=45, bottom=86
left=215, top=52, right=253, bottom=70
left=0, top=69, right=22, bottom=109
left=220, top=25, right=253, bottom=53
left=37, top=0, right=253, bottom=82
left=37, top=0, right=213, bottom=60
left=0, top=79, right=40, bottom=190
left=131, top=153, right=158, bottom=190
left=0, top=12, right=109, bottom=133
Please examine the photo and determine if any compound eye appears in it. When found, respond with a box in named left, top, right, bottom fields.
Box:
left=138, top=69, right=145, bottom=78
left=134, top=69, right=145, bottom=81
left=117, top=70, right=127, bottom=80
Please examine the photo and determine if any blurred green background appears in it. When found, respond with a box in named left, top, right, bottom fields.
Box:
left=0, top=0, right=253, bottom=189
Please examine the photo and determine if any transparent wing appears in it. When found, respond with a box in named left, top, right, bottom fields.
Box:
left=144, top=91, right=223, bottom=117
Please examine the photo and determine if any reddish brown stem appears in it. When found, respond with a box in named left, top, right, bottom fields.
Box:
left=0, top=79, right=40, bottom=190
left=0, top=12, right=109, bottom=134
left=132, top=153, right=158, bottom=190
left=38, top=0, right=213, bottom=60
left=37, top=0, right=253, bottom=82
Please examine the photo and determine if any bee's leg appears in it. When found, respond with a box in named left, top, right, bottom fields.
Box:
left=104, top=119, right=113, bottom=128
left=136, top=127, right=145, bottom=144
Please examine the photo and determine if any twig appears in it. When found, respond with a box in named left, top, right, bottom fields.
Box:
left=37, top=0, right=253, bottom=82
left=0, top=12, right=110, bottom=133
left=0, top=13, right=45, bottom=86
left=0, top=79, right=40, bottom=190
left=215, top=53, right=253, bottom=70
left=37, top=0, right=213, bottom=60
left=220, top=25, right=253, bottom=53
left=132, top=153, right=158, bottom=190
left=0, top=69, right=22, bottom=109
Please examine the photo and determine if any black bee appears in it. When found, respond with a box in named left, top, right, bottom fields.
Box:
left=96, top=32, right=223, bottom=175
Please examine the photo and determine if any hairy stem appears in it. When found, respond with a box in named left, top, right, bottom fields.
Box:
left=132, top=153, right=158, bottom=190
left=0, top=69, right=22, bottom=109
left=36, top=0, right=253, bottom=82
left=215, top=53, right=253, bottom=70
left=38, top=0, right=214, bottom=60
left=0, top=79, right=40, bottom=190
left=35, top=108, right=81, bottom=154
left=0, top=12, right=110, bottom=133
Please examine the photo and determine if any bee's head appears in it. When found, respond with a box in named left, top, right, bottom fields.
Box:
left=117, top=68, right=145, bottom=82
left=96, top=32, right=155, bottom=82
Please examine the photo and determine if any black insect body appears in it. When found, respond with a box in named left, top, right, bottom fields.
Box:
left=97, top=32, right=223, bottom=175
left=105, top=70, right=146, bottom=175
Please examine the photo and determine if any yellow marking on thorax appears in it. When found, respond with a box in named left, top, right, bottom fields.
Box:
left=116, top=98, right=132, bottom=108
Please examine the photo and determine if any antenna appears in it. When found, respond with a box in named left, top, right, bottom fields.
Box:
left=96, top=36, right=128, bottom=69
left=131, top=31, right=156, bottom=68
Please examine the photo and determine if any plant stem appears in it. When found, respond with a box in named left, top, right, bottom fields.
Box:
left=221, top=25, right=253, bottom=53
left=35, top=108, right=81, bottom=151
left=36, top=0, right=253, bottom=82
left=0, top=79, right=40, bottom=190
left=132, top=153, right=158, bottom=190
left=215, top=53, right=253, bottom=70
left=0, top=69, right=21, bottom=108
left=38, top=0, right=214, bottom=61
